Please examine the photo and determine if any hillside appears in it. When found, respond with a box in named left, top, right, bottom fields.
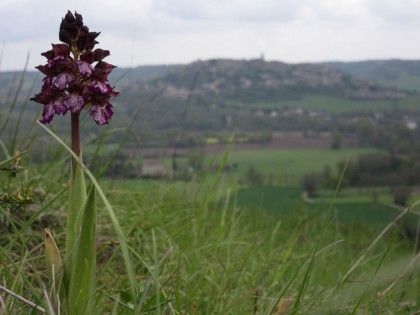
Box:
left=0, top=64, right=181, bottom=97
left=112, top=58, right=413, bottom=136
left=110, top=64, right=182, bottom=84
left=322, top=59, right=420, bottom=92
left=136, top=58, right=406, bottom=103
left=2, top=58, right=419, bottom=141
left=0, top=58, right=410, bottom=105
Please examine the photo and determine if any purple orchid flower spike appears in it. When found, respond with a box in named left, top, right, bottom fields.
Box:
left=30, top=11, right=119, bottom=125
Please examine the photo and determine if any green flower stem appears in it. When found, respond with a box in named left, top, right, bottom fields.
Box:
left=71, top=112, right=80, bottom=172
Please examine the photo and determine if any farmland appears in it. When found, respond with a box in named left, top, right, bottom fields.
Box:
left=233, top=186, right=406, bottom=227
left=224, top=147, right=378, bottom=178
left=249, top=94, right=420, bottom=113
left=111, top=146, right=411, bottom=229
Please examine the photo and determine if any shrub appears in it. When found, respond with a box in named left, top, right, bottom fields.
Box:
left=392, top=186, right=411, bottom=207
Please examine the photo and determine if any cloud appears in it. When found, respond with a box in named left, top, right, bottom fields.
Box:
left=2, top=0, right=420, bottom=71
left=300, top=0, right=372, bottom=23
left=366, top=0, right=420, bottom=25
left=152, top=0, right=306, bottom=22
left=0, top=0, right=153, bottom=41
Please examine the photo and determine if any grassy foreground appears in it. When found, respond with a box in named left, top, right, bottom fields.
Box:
left=1, top=164, right=420, bottom=314
left=96, top=181, right=420, bottom=314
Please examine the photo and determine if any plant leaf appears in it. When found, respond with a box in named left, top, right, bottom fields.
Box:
left=44, top=227, right=62, bottom=312
left=45, top=228, right=62, bottom=284
left=65, top=157, right=87, bottom=288
left=68, top=184, right=97, bottom=315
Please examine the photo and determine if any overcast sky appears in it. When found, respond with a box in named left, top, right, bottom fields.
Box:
left=1, top=0, right=420, bottom=71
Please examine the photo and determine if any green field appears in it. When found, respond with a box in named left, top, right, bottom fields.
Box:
left=115, top=148, right=380, bottom=193
left=378, top=72, right=420, bottom=92
left=232, top=186, right=412, bottom=226
left=251, top=94, right=420, bottom=113
left=223, top=147, right=379, bottom=180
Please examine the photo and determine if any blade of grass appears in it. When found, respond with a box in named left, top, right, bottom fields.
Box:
left=126, top=245, right=173, bottom=313
left=15, top=72, right=41, bottom=152
left=350, top=205, right=412, bottom=314
left=22, top=186, right=68, bottom=230
left=265, top=248, right=312, bottom=314
left=0, top=148, right=22, bottom=167
left=290, top=156, right=350, bottom=314
left=379, top=250, right=420, bottom=297
left=0, top=204, right=44, bottom=288
left=340, top=208, right=410, bottom=285
left=10, top=70, right=39, bottom=153
left=0, top=246, right=44, bottom=309
left=0, top=52, right=29, bottom=140
left=0, top=285, right=46, bottom=314
left=42, top=283, right=56, bottom=315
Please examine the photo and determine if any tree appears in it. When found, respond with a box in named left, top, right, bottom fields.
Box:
left=187, top=147, right=205, bottom=173
left=302, top=173, right=321, bottom=198
left=100, top=152, right=139, bottom=179
left=393, top=186, right=411, bottom=207
left=356, top=117, right=375, bottom=146
left=245, top=166, right=264, bottom=186
left=331, top=129, right=341, bottom=150
left=322, top=165, right=334, bottom=189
